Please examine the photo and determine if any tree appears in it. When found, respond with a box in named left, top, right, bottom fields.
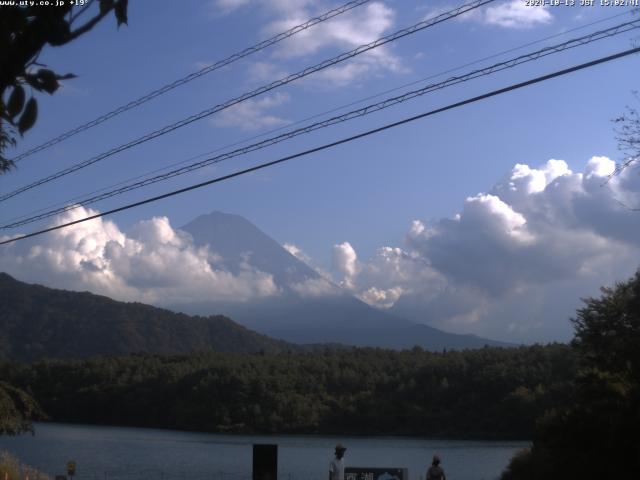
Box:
left=0, top=382, right=43, bottom=435
left=572, top=270, right=640, bottom=381
left=612, top=91, right=640, bottom=182
left=501, top=270, right=640, bottom=479
left=0, top=0, right=129, bottom=174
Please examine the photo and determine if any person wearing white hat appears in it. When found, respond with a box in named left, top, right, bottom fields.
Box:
left=329, top=443, right=347, bottom=480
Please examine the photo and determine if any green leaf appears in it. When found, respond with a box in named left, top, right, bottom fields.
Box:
left=115, top=0, right=128, bottom=27
left=24, top=74, right=43, bottom=92
left=18, top=98, right=38, bottom=136
left=37, top=69, right=59, bottom=94
left=7, top=85, right=25, bottom=120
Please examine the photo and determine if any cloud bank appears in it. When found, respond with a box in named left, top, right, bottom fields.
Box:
left=0, top=208, right=279, bottom=307
left=332, top=156, right=640, bottom=342
left=2, top=156, right=638, bottom=343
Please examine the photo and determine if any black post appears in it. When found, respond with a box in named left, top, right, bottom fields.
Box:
left=252, top=444, right=277, bottom=480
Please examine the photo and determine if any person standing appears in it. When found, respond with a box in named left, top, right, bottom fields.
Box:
left=426, top=454, right=446, bottom=480
left=329, top=443, right=347, bottom=480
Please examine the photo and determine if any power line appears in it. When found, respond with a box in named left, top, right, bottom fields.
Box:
left=4, top=8, right=630, bottom=229
left=2, top=45, right=638, bottom=247
left=0, top=0, right=495, bottom=204
left=4, top=18, right=639, bottom=229
left=9, top=0, right=373, bottom=163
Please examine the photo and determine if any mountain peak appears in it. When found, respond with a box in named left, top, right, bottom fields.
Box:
left=177, top=212, right=509, bottom=350
left=180, top=211, right=320, bottom=286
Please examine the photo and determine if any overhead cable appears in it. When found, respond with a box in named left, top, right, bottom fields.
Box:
left=3, top=18, right=639, bottom=229
left=0, top=0, right=495, bottom=204
left=5, top=6, right=629, bottom=229
left=1, top=45, right=638, bottom=246
left=9, top=0, right=373, bottom=163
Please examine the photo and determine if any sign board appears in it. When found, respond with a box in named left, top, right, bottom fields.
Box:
left=66, top=461, right=76, bottom=477
left=345, top=467, right=408, bottom=480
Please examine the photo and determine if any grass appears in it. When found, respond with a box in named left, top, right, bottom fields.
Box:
left=0, top=451, right=50, bottom=480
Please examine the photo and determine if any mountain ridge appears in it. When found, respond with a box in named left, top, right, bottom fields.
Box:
left=0, top=272, right=294, bottom=361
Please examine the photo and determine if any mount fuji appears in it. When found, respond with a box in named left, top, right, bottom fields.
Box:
left=174, top=211, right=509, bottom=350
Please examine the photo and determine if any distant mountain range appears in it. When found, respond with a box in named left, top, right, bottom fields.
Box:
left=177, top=212, right=510, bottom=350
left=0, top=273, right=293, bottom=362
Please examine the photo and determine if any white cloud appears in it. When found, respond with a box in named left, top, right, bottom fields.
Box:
left=266, top=2, right=395, bottom=58
left=247, top=61, right=288, bottom=83
left=332, top=241, right=359, bottom=288
left=283, top=242, right=306, bottom=260
left=289, top=277, right=340, bottom=297
left=358, top=286, right=404, bottom=309
left=330, top=157, right=640, bottom=342
left=244, top=1, right=405, bottom=87
left=331, top=243, right=445, bottom=309
left=212, top=92, right=290, bottom=131
left=483, top=0, right=552, bottom=28
left=0, top=208, right=279, bottom=306
left=437, top=0, right=552, bottom=29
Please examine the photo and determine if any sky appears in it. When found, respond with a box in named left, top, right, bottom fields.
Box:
left=1, top=0, right=639, bottom=343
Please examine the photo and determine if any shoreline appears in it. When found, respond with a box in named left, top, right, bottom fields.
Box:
left=27, top=420, right=532, bottom=444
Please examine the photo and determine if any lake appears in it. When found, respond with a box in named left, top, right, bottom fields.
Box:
left=0, top=423, right=528, bottom=480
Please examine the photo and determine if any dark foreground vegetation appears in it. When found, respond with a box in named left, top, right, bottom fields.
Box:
left=1, top=344, right=574, bottom=439
left=501, top=271, right=640, bottom=479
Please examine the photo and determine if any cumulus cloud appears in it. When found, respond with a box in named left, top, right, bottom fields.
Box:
left=358, top=286, right=404, bottom=309
left=242, top=1, right=405, bottom=87
left=484, top=0, right=552, bottom=28
left=212, top=92, right=290, bottom=131
left=0, top=208, right=279, bottom=307
left=283, top=242, right=309, bottom=262
left=332, top=241, right=359, bottom=288
left=442, top=0, right=552, bottom=29
left=332, top=157, right=640, bottom=342
left=289, top=277, right=340, bottom=297
left=265, top=2, right=395, bottom=58
left=332, top=242, right=445, bottom=308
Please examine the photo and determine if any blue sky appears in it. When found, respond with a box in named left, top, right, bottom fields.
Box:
left=1, top=0, right=639, bottom=342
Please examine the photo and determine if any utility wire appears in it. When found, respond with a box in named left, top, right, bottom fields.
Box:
left=4, top=8, right=631, bottom=229
left=3, top=18, right=639, bottom=229
left=1, top=45, right=638, bottom=246
left=0, top=0, right=495, bottom=204
left=9, top=0, right=372, bottom=163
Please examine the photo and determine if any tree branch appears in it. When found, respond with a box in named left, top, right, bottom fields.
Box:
left=66, top=2, right=115, bottom=42
left=69, top=0, right=97, bottom=25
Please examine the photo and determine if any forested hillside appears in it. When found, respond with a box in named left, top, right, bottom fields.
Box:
left=0, top=273, right=293, bottom=360
left=1, top=344, right=574, bottom=439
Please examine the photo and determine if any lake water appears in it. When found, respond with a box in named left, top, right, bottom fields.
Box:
left=0, top=423, right=528, bottom=480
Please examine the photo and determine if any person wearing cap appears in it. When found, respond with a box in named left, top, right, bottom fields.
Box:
left=329, top=443, right=347, bottom=480
left=426, top=454, right=446, bottom=480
